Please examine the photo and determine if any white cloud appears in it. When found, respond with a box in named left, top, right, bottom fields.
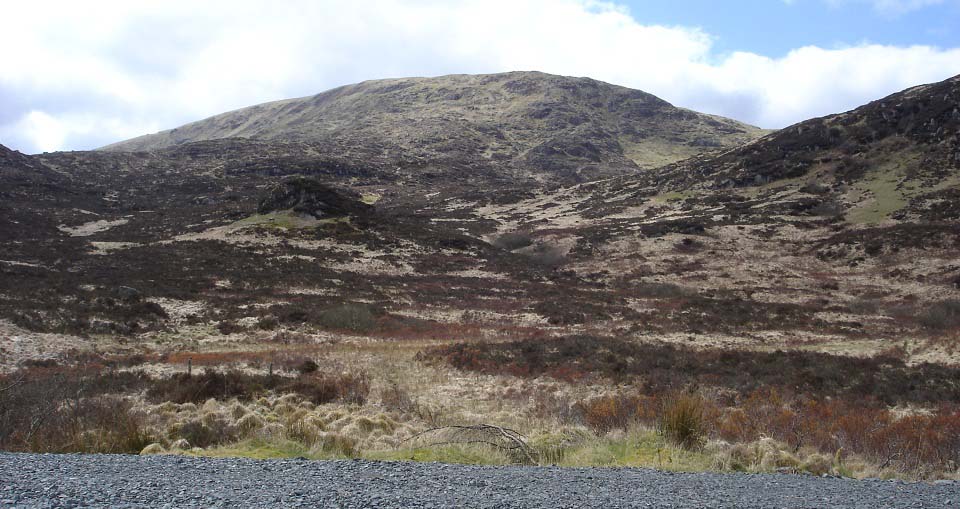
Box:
left=1, top=0, right=959, bottom=153
left=0, top=110, right=160, bottom=154
left=12, top=112, right=67, bottom=154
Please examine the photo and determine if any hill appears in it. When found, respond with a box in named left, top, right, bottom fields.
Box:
left=102, top=71, right=764, bottom=183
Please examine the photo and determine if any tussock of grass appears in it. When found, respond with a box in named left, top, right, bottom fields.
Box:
left=554, top=430, right=715, bottom=471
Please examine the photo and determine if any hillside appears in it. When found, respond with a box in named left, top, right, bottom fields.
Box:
left=564, top=73, right=960, bottom=226
left=1, top=74, right=957, bottom=360
left=103, top=71, right=764, bottom=183
left=2, top=73, right=960, bottom=480
left=454, top=73, right=960, bottom=363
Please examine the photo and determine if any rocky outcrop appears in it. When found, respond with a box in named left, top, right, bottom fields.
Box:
left=256, top=176, right=373, bottom=218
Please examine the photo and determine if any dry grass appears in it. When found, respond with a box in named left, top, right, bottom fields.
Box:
left=658, top=393, right=707, bottom=450
left=5, top=322, right=960, bottom=480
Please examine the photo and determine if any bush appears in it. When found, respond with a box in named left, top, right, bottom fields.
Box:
left=0, top=371, right=153, bottom=453
left=491, top=232, right=534, bottom=251
left=257, top=315, right=279, bottom=330
left=146, top=370, right=276, bottom=404
left=282, top=373, right=370, bottom=405
left=175, top=420, right=227, bottom=448
left=296, top=359, right=319, bottom=375
left=0, top=367, right=152, bottom=452
left=800, top=181, right=831, bottom=195
left=420, top=335, right=960, bottom=405
left=658, top=392, right=707, bottom=450
left=380, top=380, right=415, bottom=414
left=316, top=304, right=377, bottom=332
left=145, top=369, right=370, bottom=405
left=527, top=243, right=565, bottom=268
left=217, top=320, right=246, bottom=335
left=576, top=394, right=658, bottom=434
left=917, top=299, right=960, bottom=330
left=810, top=200, right=845, bottom=218
left=634, top=282, right=689, bottom=298
left=673, top=238, right=704, bottom=253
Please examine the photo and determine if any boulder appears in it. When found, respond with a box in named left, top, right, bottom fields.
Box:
left=113, top=286, right=142, bottom=302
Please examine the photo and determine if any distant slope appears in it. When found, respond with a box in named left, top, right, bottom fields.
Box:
left=456, top=74, right=960, bottom=352
left=0, top=144, right=87, bottom=264
left=648, top=74, right=960, bottom=196
left=102, top=71, right=764, bottom=183
left=570, top=73, right=960, bottom=226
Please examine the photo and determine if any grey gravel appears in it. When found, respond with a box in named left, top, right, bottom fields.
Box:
left=0, top=453, right=957, bottom=508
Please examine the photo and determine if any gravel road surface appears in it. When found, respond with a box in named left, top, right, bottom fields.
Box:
left=0, top=453, right=957, bottom=508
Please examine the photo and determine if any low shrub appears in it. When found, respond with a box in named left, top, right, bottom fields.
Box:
left=710, top=387, right=960, bottom=476
left=316, top=304, right=377, bottom=332
left=146, top=370, right=277, bottom=404
left=280, top=373, right=370, bottom=405
left=658, top=392, right=707, bottom=450
left=917, top=299, right=960, bottom=330
left=380, top=380, right=415, bottom=414
left=634, top=282, right=689, bottom=298
left=527, top=243, right=565, bottom=268
left=809, top=200, right=845, bottom=218
left=176, top=419, right=231, bottom=448
left=576, top=394, right=658, bottom=434
left=0, top=370, right=153, bottom=453
left=217, top=320, right=246, bottom=335
left=420, top=336, right=960, bottom=405
left=145, top=369, right=369, bottom=405
left=491, top=232, right=534, bottom=251
left=296, top=359, right=319, bottom=375
left=258, top=315, right=280, bottom=330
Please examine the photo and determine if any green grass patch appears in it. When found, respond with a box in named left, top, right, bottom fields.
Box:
left=165, top=431, right=903, bottom=479
left=366, top=445, right=512, bottom=465
left=557, top=430, right=716, bottom=471
left=737, top=174, right=809, bottom=199
left=186, top=438, right=511, bottom=465
left=846, top=161, right=910, bottom=224
left=183, top=437, right=343, bottom=460
left=843, top=145, right=941, bottom=224
left=232, top=210, right=328, bottom=230
left=620, top=138, right=703, bottom=170
left=316, top=216, right=353, bottom=226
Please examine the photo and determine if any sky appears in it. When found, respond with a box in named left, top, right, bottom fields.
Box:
left=1, top=0, right=959, bottom=154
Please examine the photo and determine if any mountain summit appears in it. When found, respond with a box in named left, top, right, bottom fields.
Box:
left=102, top=71, right=764, bottom=183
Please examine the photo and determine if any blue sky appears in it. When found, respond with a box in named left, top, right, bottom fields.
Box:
left=623, top=0, right=960, bottom=56
left=1, top=0, right=959, bottom=154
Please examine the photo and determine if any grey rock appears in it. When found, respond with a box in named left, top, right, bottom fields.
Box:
left=1, top=453, right=958, bottom=508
